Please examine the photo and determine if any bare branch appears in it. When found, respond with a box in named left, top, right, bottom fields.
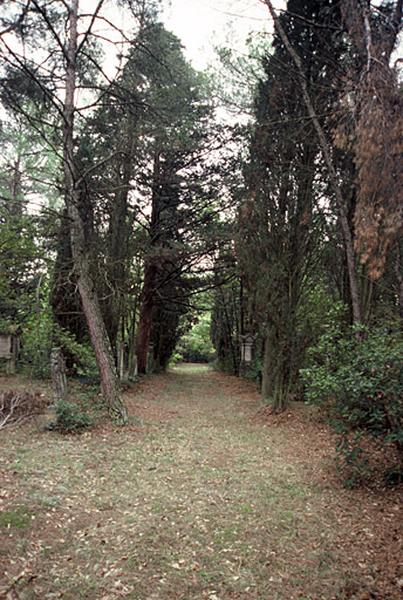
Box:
left=0, top=0, right=31, bottom=37
left=30, top=0, right=68, bottom=60
left=76, top=0, right=105, bottom=57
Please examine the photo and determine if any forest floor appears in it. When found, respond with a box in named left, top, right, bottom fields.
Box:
left=0, top=364, right=402, bottom=600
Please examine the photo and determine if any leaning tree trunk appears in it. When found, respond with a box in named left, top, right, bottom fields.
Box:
left=63, top=0, right=127, bottom=423
left=264, top=0, right=363, bottom=325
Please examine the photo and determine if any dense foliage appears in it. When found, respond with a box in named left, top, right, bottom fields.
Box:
left=47, top=399, right=93, bottom=434
left=302, top=324, right=403, bottom=482
left=177, top=313, right=215, bottom=364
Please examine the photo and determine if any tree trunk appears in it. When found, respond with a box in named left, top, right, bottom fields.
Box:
left=261, top=333, right=273, bottom=400
left=136, top=262, right=157, bottom=374
left=261, top=324, right=290, bottom=413
left=63, top=0, right=127, bottom=424
left=136, top=152, right=162, bottom=375
left=127, top=294, right=138, bottom=378
left=396, top=241, right=403, bottom=318
left=264, top=0, right=362, bottom=325
left=10, top=152, right=22, bottom=217
left=103, top=138, right=135, bottom=351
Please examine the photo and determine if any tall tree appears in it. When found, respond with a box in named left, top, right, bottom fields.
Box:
left=62, top=0, right=128, bottom=422
left=263, top=0, right=363, bottom=326
left=121, top=23, right=221, bottom=373
left=1, top=0, right=129, bottom=421
left=239, top=0, right=346, bottom=410
left=339, top=0, right=403, bottom=281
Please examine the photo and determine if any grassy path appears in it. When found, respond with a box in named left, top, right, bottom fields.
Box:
left=0, top=365, right=401, bottom=599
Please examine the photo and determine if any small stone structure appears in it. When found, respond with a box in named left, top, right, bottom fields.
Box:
left=50, top=347, right=68, bottom=403
left=240, top=333, right=255, bottom=364
left=239, top=333, right=256, bottom=378
left=0, top=332, right=19, bottom=374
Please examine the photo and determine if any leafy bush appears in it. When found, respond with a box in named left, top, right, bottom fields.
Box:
left=177, top=313, right=215, bottom=363
left=47, top=399, right=93, bottom=434
left=169, top=351, right=184, bottom=367
left=21, top=308, right=96, bottom=379
left=21, top=310, right=54, bottom=378
left=57, top=326, right=97, bottom=376
left=301, top=324, right=403, bottom=484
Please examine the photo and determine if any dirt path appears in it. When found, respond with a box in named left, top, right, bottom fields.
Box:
left=0, top=365, right=401, bottom=599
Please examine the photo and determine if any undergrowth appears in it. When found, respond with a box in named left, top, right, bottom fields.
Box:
left=301, top=323, right=403, bottom=486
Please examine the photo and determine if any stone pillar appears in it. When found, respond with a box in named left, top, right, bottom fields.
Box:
left=50, top=347, right=68, bottom=404
left=239, top=334, right=255, bottom=378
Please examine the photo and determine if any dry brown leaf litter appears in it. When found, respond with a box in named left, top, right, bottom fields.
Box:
left=0, top=365, right=401, bottom=599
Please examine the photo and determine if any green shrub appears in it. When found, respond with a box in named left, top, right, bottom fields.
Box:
left=21, top=308, right=96, bottom=379
left=177, top=313, right=215, bottom=363
left=57, top=326, right=97, bottom=377
left=301, top=324, right=403, bottom=484
left=168, top=351, right=184, bottom=367
left=47, top=399, right=93, bottom=433
left=21, top=310, right=54, bottom=378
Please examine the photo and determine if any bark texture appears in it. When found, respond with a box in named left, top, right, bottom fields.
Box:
left=136, top=261, right=157, bottom=374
